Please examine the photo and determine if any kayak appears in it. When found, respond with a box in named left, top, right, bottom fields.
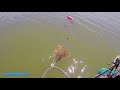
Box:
left=67, top=16, right=74, bottom=21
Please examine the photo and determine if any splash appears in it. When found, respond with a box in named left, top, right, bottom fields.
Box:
left=78, top=75, right=82, bottom=78
left=81, top=65, right=87, bottom=73
left=68, top=65, right=76, bottom=74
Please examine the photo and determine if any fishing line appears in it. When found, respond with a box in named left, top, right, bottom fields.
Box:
left=42, top=59, right=70, bottom=78
left=63, top=19, right=80, bottom=54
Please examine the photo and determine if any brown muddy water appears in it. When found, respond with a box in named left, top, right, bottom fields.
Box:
left=0, top=12, right=119, bottom=78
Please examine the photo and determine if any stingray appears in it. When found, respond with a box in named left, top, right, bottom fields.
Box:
left=53, top=45, right=71, bottom=63
left=42, top=45, right=71, bottom=78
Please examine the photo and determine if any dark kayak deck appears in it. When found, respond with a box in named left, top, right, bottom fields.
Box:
left=112, top=66, right=120, bottom=78
left=93, top=64, right=120, bottom=78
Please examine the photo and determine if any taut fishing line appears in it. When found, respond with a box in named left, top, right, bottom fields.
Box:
left=42, top=59, right=70, bottom=78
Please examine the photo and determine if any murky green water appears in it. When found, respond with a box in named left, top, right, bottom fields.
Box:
left=0, top=12, right=117, bottom=78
